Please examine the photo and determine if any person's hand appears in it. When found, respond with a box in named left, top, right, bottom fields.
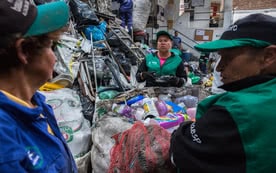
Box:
left=168, top=76, right=185, bottom=87
left=168, top=76, right=179, bottom=85
left=141, top=71, right=155, bottom=80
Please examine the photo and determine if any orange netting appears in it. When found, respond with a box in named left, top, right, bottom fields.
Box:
left=108, top=122, right=176, bottom=173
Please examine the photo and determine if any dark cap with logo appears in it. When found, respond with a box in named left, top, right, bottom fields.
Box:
left=0, top=0, right=69, bottom=37
left=194, top=13, right=276, bottom=52
left=156, top=30, right=173, bottom=41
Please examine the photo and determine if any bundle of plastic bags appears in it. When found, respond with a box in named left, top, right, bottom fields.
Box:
left=108, top=122, right=176, bottom=173
left=69, top=0, right=99, bottom=28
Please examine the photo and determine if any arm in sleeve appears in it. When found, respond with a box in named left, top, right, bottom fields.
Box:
left=174, top=62, right=187, bottom=87
left=176, top=62, right=187, bottom=80
left=170, top=105, right=246, bottom=173
left=0, top=162, right=27, bottom=173
left=136, top=59, right=147, bottom=82
left=0, top=118, right=28, bottom=172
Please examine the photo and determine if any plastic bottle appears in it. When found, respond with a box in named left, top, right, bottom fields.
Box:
left=186, top=107, right=197, bottom=120
left=155, top=99, right=168, bottom=116
left=126, top=95, right=144, bottom=106
left=131, top=107, right=145, bottom=121
left=142, top=98, right=159, bottom=117
left=112, top=104, right=133, bottom=118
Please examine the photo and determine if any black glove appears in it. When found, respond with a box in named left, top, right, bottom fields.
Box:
left=141, top=71, right=155, bottom=80
left=168, top=76, right=184, bottom=87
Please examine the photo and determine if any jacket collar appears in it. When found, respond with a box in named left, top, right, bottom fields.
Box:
left=220, top=75, right=276, bottom=92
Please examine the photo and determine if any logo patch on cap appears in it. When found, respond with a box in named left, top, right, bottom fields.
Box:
left=9, top=0, right=30, bottom=16
left=226, top=24, right=238, bottom=32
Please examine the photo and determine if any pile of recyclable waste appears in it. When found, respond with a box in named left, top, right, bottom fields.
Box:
left=35, top=0, right=212, bottom=172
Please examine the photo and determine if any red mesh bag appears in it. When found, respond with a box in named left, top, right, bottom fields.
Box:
left=108, top=122, right=176, bottom=173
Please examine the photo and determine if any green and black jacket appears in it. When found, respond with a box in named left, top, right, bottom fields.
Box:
left=136, top=52, right=187, bottom=87
left=170, top=75, right=276, bottom=173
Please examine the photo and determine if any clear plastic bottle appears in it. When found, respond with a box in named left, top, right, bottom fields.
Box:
left=131, top=107, right=145, bottom=121
left=142, top=97, right=159, bottom=117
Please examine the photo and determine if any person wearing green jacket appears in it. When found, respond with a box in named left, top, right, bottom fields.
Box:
left=170, top=13, right=276, bottom=173
left=136, top=30, right=187, bottom=87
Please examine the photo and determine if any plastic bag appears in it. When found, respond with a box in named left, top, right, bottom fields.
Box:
left=84, top=21, right=107, bottom=41
left=175, top=95, right=198, bottom=108
left=132, top=0, right=151, bottom=31
left=91, top=116, right=133, bottom=173
left=40, top=88, right=91, bottom=158
left=69, top=0, right=99, bottom=28
left=108, top=122, right=176, bottom=173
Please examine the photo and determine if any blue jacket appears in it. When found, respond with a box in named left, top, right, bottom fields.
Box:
left=0, top=91, right=77, bottom=173
left=172, top=36, right=182, bottom=49
left=117, top=0, right=133, bottom=12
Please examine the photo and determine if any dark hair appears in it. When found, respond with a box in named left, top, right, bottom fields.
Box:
left=0, top=34, right=22, bottom=72
left=0, top=30, right=62, bottom=74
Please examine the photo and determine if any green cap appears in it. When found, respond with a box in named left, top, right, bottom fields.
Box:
left=156, top=30, right=173, bottom=40
left=194, top=13, right=276, bottom=52
left=194, top=38, right=271, bottom=52
left=24, top=1, right=69, bottom=37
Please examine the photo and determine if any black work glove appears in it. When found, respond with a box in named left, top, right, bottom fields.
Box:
left=168, top=76, right=184, bottom=87
left=141, top=71, right=155, bottom=80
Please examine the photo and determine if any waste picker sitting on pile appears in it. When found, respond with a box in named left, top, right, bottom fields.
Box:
left=136, top=30, right=187, bottom=87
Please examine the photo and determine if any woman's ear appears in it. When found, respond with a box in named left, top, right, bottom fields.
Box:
left=15, top=38, right=28, bottom=65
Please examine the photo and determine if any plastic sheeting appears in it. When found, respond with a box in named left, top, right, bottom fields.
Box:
left=132, top=0, right=152, bottom=31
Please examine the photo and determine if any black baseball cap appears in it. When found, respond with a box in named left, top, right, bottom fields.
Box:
left=194, top=13, right=276, bottom=52
left=0, top=0, right=69, bottom=37
left=156, top=30, right=173, bottom=40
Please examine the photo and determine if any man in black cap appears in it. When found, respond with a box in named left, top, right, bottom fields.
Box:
left=170, top=13, right=276, bottom=173
left=136, top=30, right=187, bottom=87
